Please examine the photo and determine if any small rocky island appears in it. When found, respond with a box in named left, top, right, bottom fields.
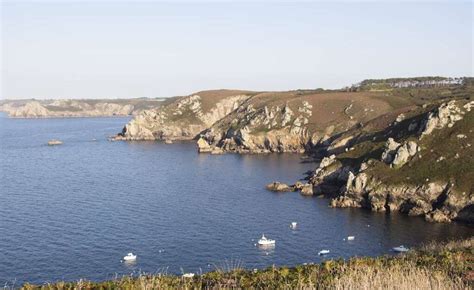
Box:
left=114, top=77, right=474, bottom=224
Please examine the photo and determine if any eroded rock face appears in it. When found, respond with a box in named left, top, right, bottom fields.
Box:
left=392, top=141, right=419, bottom=167
left=306, top=155, right=352, bottom=196
left=381, top=138, right=401, bottom=163
left=300, top=184, right=314, bottom=196
left=284, top=99, right=473, bottom=224
left=420, top=101, right=463, bottom=136
left=381, top=139, right=419, bottom=168
left=20, top=101, right=50, bottom=117
left=329, top=170, right=472, bottom=222
left=197, top=137, right=212, bottom=153
left=200, top=100, right=314, bottom=153
left=117, top=94, right=251, bottom=141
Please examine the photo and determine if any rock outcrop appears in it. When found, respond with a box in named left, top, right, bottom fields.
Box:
left=266, top=182, right=293, bottom=192
left=301, top=99, right=474, bottom=223
left=300, top=184, right=314, bottom=196
left=330, top=168, right=474, bottom=223
left=381, top=139, right=419, bottom=168
left=198, top=101, right=313, bottom=153
left=115, top=92, right=251, bottom=141
left=419, top=101, right=463, bottom=136
left=265, top=181, right=315, bottom=196
left=197, top=137, right=212, bottom=153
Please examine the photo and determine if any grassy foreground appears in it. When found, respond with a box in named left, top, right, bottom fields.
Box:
left=20, top=238, right=473, bottom=290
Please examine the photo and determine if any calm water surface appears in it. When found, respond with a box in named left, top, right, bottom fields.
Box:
left=0, top=115, right=472, bottom=285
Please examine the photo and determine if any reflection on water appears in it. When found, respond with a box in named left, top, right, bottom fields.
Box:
left=257, top=247, right=276, bottom=257
left=0, top=116, right=472, bottom=285
left=123, top=260, right=137, bottom=267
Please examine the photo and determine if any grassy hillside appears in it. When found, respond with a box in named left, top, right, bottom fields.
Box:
left=335, top=99, right=473, bottom=199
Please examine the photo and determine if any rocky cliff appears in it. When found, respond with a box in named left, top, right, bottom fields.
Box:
left=114, top=77, right=473, bottom=223
left=115, top=90, right=254, bottom=141
left=284, top=98, right=474, bottom=223
left=196, top=90, right=406, bottom=153
left=117, top=87, right=419, bottom=151
left=0, top=98, right=164, bottom=118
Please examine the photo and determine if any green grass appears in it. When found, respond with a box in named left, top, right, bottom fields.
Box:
left=367, top=107, right=474, bottom=194
left=334, top=98, right=473, bottom=196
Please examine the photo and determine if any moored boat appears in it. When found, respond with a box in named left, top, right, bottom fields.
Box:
left=47, top=139, right=63, bottom=146
left=123, top=252, right=137, bottom=261
left=318, top=249, right=330, bottom=255
left=392, top=245, right=409, bottom=253
left=258, top=234, right=275, bottom=246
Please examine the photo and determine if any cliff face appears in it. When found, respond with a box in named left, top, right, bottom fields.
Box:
left=115, top=90, right=253, bottom=141
left=197, top=91, right=408, bottom=153
left=299, top=99, right=474, bottom=223
left=0, top=99, right=164, bottom=118
left=119, top=87, right=418, bottom=151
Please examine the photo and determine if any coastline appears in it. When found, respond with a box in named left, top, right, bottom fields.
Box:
left=17, top=238, right=473, bottom=289
left=0, top=114, right=134, bottom=119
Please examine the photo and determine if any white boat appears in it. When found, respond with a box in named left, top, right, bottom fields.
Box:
left=123, top=252, right=137, bottom=261
left=392, top=245, right=409, bottom=253
left=182, top=273, right=195, bottom=278
left=258, top=234, right=275, bottom=246
left=47, top=139, right=63, bottom=146
left=347, top=236, right=355, bottom=241
left=318, top=249, right=330, bottom=255
left=290, top=222, right=297, bottom=229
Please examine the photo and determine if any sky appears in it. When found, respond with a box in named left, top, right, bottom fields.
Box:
left=1, top=0, right=472, bottom=99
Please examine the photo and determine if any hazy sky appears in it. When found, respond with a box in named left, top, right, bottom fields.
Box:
left=1, top=1, right=472, bottom=99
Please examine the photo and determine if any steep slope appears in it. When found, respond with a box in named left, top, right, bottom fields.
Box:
left=115, top=90, right=255, bottom=141
left=281, top=98, right=474, bottom=223
left=197, top=90, right=413, bottom=153
left=115, top=77, right=472, bottom=156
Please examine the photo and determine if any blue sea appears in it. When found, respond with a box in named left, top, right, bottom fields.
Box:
left=0, top=114, right=472, bottom=286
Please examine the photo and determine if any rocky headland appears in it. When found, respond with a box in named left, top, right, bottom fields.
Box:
left=113, top=77, right=473, bottom=224
left=0, top=98, right=164, bottom=118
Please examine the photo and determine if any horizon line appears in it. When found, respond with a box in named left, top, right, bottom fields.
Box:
left=1, top=75, right=471, bottom=101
